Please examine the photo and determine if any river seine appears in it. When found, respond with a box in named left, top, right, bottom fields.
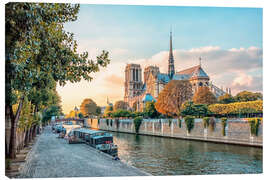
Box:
left=111, top=132, right=262, bottom=175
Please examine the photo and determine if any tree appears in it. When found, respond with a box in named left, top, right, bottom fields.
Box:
left=181, top=101, right=210, bottom=117
left=104, top=105, right=113, bottom=117
left=144, top=101, right=159, bottom=118
left=112, top=109, right=131, bottom=118
left=78, top=112, right=84, bottom=119
left=5, top=3, right=110, bottom=158
left=155, top=80, right=193, bottom=117
left=96, top=106, right=101, bottom=115
left=42, top=105, right=62, bottom=124
left=193, top=86, right=217, bottom=105
left=218, top=93, right=235, bottom=104
left=114, top=101, right=129, bottom=111
left=235, top=91, right=262, bottom=102
left=80, top=98, right=99, bottom=117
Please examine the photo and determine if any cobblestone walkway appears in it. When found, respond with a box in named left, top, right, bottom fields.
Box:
left=18, top=126, right=150, bottom=178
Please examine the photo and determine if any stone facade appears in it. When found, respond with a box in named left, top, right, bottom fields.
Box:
left=124, top=32, right=231, bottom=111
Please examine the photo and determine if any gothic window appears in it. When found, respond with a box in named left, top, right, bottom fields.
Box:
left=136, top=69, right=138, bottom=81
left=199, top=82, right=203, bottom=87
left=133, top=69, right=135, bottom=81
left=205, top=82, right=209, bottom=86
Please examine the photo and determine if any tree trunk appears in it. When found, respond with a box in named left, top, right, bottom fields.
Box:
left=8, top=97, right=24, bottom=159
left=24, top=128, right=29, bottom=147
left=29, top=127, right=33, bottom=142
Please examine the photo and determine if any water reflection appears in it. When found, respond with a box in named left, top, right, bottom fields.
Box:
left=112, top=132, right=262, bottom=175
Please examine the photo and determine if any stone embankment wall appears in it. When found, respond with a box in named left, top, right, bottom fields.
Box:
left=85, top=118, right=262, bottom=147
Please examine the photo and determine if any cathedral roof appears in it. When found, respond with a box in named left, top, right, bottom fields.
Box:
left=142, top=93, right=156, bottom=102
left=176, top=65, right=209, bottom=79
left=157, top=73, right=170, bottom=83
left=172, top=74, right=190, bottom=80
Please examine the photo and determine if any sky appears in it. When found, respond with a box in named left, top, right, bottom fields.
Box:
left=56, top=4, right=263, bottom=114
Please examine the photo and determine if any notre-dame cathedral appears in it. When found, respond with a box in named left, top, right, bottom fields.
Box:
left=124, top=31, right=230, bottom=111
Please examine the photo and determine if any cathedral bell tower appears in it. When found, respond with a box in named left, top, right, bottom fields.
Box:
left=168, top=30, right=175, bottom=79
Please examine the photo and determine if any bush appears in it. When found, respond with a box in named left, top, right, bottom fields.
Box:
left=248, top=118, right=261, bottom=136
left=208, top=100, right=263, bottom=117
left=221, top=117, right=227, bottom=136
left=178, top=119, right=182, bottom=128
left=168, top=119, right=172, bottom=127
left=209, top=118, right=216, bottom=132
left=203, top=117, right=210, bottom=129
left=110, top=119, right=113, bottom=127
left=134, top=116, right=143, bottom=134
left=112, top=109, right=131, bottom=118
left=184, top=115, right=194, bottom=133
left=115, top=118, right=120, bottom=129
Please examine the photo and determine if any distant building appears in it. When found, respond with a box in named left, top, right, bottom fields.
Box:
left=124, top=31, right=230, bottom=111
left=100, top=106, right=106, bottom=114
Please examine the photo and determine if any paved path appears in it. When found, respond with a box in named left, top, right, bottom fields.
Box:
left=18, top=126, right=150, bottom=178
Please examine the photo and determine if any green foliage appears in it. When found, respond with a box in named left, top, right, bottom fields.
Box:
left=115, top=119, right=120, bottom=129
left=5, top=3, right=111, bottom=158
left=6, top=2, right=110, bottom=107
left=203, top=117, right=210, bottom=129
left=96, top=106, right=101, bottom=115
left=168, top=119, right=172, bottom=127
left=78, top=112, right=83, bottom=119
left=113, top=101, right=129, bottom=111
left=181, top=101, right=210, bottom=118
left=209, top=118, right=216, bottom=132
left=104, top=105, right=113, bottom=117
left=235, top=91, right=263, bottom=102
left=112, top=109, right=131, bottom=118
left=110, top=119, right=113, bottom=127
left=248, top=118, right=261, bottom=136
left=218, top=94, right=235, bottom=104
left=178, top=119, right=182, bottom=128
left=184, top=115, right=194, bottom=133
left=134, top=116, right=143, bottom=134
left=221, top=117, right=227, bottom=136
left=144, top=101, right=159, bottom=118
left=42, top=105, right=62, bottom=125
left=131, top=111, right=145, bottom=118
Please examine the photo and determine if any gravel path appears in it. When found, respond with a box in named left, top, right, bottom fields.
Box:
left=18, top=126, right=150, bottom=178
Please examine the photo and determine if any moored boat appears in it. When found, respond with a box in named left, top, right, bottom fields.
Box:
left=68, top=128, right=118, bottom=157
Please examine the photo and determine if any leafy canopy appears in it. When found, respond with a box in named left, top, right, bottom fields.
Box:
left=193, top=86, right=217, bottom=105
left=155, top=80, right=193, bottom=117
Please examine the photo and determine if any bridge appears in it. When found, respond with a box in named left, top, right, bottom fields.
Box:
left=54, top=118, right=84, bottom=125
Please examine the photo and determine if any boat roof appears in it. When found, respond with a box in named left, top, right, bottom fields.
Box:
left=92, top=134, right=112, bottom=139
left=73, top=128, right=105, bottom=135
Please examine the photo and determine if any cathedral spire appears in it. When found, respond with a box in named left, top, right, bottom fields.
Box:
left=168, top=29, right=175, bottom=79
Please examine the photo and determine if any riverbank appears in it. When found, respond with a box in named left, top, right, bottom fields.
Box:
left=89, top=118, right=262, bottom=147
left=17, top=126, right=150, bottom=178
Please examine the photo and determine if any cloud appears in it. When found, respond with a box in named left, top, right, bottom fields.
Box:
left=231, top=73, right=262, bottom=94
left=57, top=45, right=262, bottom=114
left=104, top=74, right=124, bottom=86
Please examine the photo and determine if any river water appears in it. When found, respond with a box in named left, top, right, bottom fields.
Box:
left=111, top=132, right=262, bottom=175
